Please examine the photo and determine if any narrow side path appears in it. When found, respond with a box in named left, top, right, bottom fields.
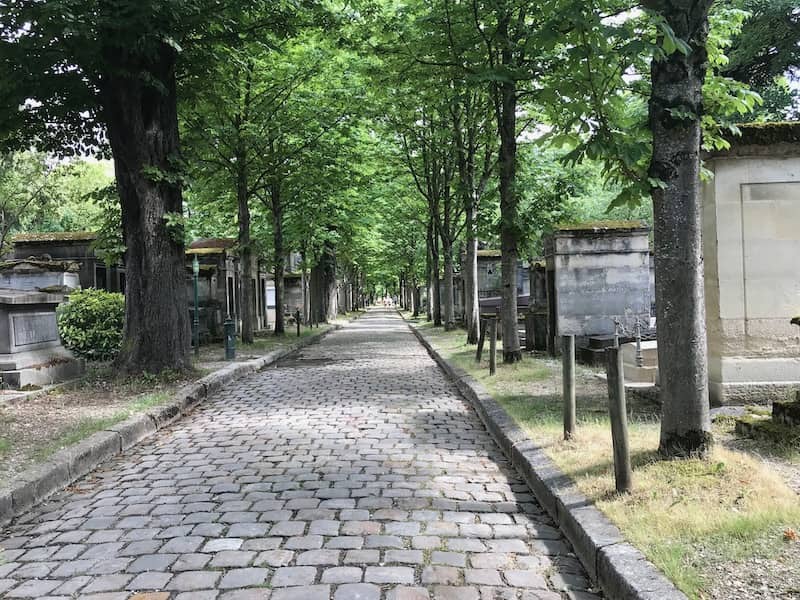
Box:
left=0, top=309, right=597, bottom=600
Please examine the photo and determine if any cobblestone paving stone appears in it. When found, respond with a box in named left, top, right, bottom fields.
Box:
left=0, top=310, right=600, bottom=599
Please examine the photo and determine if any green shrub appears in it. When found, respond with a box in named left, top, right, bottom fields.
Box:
left=57, top=289, right=125, bottom=361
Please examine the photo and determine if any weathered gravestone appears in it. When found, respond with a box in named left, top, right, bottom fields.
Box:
left=543, top=222, right=652, bottom=344
left=0, top=260, right=84, bottom=388
left=703, top=122, right=800, bottom=405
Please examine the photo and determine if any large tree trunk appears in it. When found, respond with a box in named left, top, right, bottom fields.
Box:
left=270, top=183, right=285, bottom=335
left=496, top=79, right=522, bottom=363
left=103, top=44, right=190, bottom=374
left=646, top=0, right=714, bottom=458
left=464, top=204, right=479, bottom=344
left=237, top=163, right=254, bottom=344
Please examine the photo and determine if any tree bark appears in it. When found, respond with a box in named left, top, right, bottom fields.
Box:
left=431, top=220, right=442, bottom=327
left=442, top=238, right=455, bottom=330
left=102, top=43, right=190, bottom=374
left=464, top=205, right=479, bottom=344
left=425, top=215, right=434, bottom=322
left=496, top=77, right=522, bottom=363
left=236, top=163, right=254, bottom=344
left=646, top=0, right=714, bottom=458
left=319, top=241, right=337, bottom=321
left=269, top=182, right=285, bottom=335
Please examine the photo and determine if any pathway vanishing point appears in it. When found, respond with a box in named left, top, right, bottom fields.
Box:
left=0, top=309, right=598, bottom=600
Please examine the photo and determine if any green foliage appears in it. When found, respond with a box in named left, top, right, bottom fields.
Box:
left=57, top=289, right=126, bottom=361
left=89, top=184, right=125, bottom=266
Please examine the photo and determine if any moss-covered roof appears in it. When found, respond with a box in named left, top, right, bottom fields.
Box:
left=477, top=249, right=502, bottom=258
left=188, top=237, right=236, bottom=250
left=727, top=122, right=800, bottom=147
left=13, top=231, right=97, bottom=243
left=186, top=247, right=226, bottom=256
left=0, top=258, right=81, bottom=273
left=555, top=220, right=649, bottom=232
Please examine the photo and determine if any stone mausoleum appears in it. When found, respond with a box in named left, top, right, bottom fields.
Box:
left=543, top=222, right=652, bottom=356
left=703, top=122, right=800, bottom=405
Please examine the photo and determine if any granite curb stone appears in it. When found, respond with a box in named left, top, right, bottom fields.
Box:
left=0, top=324, right=340, bottom=527
left=405, top=317, right=687, bottom=600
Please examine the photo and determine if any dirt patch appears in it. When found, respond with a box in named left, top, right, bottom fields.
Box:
left=0, top=369, right=190, bottom=487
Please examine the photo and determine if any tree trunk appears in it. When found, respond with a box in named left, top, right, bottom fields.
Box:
left=237, top=164, right=254, bottom=344
left=270, top=183, right=285, bottom=335
left=464, top=205, right=479, bottom=344
left=442, top=239, right=455, bottom=330
left=647, top=0, right=714, bottom=458
left=301, top=268, right=310, bottom=325
left=319, top=241, right=337, bottom=321
left=103, top=44, right=190, bottom=374
left=496, top=79, right=522, bottom=363
left=425, top=216, right=434, bottom=322
left=431, top=225, right=442, bottom=327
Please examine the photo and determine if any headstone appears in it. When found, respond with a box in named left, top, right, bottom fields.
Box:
left=0, top=288, right=83, bottom=389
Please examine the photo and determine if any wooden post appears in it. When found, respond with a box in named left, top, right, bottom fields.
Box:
left=524, top=312, right=535, bottom=352
left=606, top=346, right=633, bottom=493
left=476, top=317, right=487, bottom=362
left=562, top=335, right=576, bottom=440
left=488, top=317, right=497, bottom=376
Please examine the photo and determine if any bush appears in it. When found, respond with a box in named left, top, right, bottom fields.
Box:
left=57, top=288, right=125, bottom=361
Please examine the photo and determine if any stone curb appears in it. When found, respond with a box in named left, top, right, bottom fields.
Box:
left=405, top=320, right=687, bottom=600
left=0, top=324, right=340, bottom=527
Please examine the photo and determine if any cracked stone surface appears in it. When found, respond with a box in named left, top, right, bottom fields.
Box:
left=0, top=309, right=600, bottom=599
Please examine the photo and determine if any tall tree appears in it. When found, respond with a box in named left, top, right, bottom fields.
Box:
left=450, top=89, right=496, bottom=343
left=643, top=0, right=715, bottom=457
left=0, top=0, right=290, bottom=372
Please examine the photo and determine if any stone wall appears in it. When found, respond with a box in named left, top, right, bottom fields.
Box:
left=544, top=224, right=651, bottom=338
left=703, top=127, right=800, bottom=404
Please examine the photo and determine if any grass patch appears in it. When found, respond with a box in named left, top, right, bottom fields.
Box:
left=32, top=391, right=171, bottom=461
left=0, top=437, right=10, bottom=457
left=409, top=315, right=800, bottom=599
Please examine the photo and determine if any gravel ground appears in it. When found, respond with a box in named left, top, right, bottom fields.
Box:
left=705, top=546, right=800, bottom=600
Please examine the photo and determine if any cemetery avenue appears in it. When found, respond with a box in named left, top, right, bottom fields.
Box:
left=0, top=310, right=597, bottom=599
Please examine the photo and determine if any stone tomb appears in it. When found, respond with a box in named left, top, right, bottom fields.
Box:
left=543, top=223, right=652, bottom=355
left=0, top=258, right=81, bottom=292
left=0, top=288, right=83, bottom=389
left=703, top=123, right=800, bottom=405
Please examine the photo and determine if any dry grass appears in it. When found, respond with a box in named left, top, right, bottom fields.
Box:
left=409, top=315, right=800, bottom=599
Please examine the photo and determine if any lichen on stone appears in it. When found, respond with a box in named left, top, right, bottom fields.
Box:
left=555, top=220, right=649, bottom=232
left=727, top=122, right=800, bottom=147
left=12, top=231, right=97, bottom=243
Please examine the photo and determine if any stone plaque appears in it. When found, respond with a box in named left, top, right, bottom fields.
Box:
left=12, top=312, right=59, bottom=347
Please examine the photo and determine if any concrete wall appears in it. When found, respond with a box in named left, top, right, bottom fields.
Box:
left=704, top=148, right=800, bottom=404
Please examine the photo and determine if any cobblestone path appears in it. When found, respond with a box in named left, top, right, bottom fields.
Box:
left=0, top=310, right=598, bottom=600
